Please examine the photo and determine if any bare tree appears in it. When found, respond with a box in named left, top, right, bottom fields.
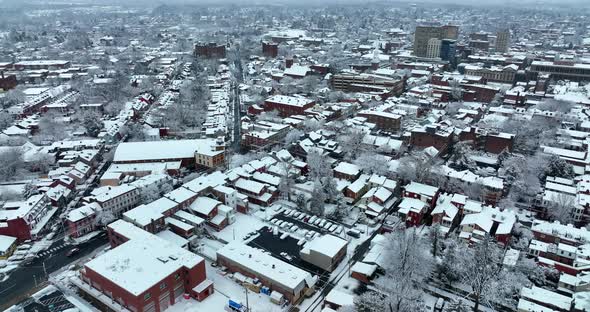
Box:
left=338, top=129, right=365, bottom=161
left=449, top=79, right=463, bottom=102
left=460, top=236, right=503, bottom=312
left=0, top=148, right=24, bottom=182
left=371, top=228, right=434, bottom=312
left=546, top=192, right=575, bottom=224
left=284, top=129, right=304, bottom=146
left=353, top=152, right=389, bottom=176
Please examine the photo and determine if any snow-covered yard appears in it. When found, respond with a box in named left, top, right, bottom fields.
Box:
left=212, top=212, right=268, bottom=243
left=167, top=260, right=286, bottom=312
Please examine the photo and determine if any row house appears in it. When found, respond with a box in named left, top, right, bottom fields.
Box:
left=358, top=186, right=395, bottom=218
left=333, top=162, right=361, bottom=181
left=397, top=197, right=429, bottom=227
left=431, top=194, right=461, bottom=234
left=345, top=175, right=370, bottom=202
left=459, top=206, right=516, bottom=245
left=403, top=181, right=440, bottom=207
left=518, top=286, right=572, bottom=312
left=123, top=197, right=180, bottom=234
left=0, top=194, right=56, bottom=241
left=91, top=185, right=140, bottom=219
left=528, top=239, right=590, bottom=275
left=458, top=126, right=515, bottom=154
left=234, top=178, right=276, bottom=206
left=66, top=202, right=100, bottom=238
left=211, top=185, right=249, bottom=214
left=531, top=220, right=590, bottom=247
left=189, top=197, right=230, bottom=231
left=409, top=124, right=454, bottom=155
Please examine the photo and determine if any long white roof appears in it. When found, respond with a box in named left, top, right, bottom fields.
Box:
left=113, top=139, right=220, bottom=162
left=217, top=242, right=312, bottom=291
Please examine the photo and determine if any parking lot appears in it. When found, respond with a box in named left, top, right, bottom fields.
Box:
left=271, top=207, right=346, bottom=238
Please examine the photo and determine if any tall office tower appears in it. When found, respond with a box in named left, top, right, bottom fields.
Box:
left=496, top=30, right=510, bottom=53
left=426, top=38, right=442, bottom=58
left=442, top=25, right=459, bottom=40
left=414, top=25, right=459, bottom=57
left=440, top=39, right=457, bottom=62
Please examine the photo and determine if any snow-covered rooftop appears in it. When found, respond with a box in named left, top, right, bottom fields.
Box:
left=217, top=242, right=313, bottom=291
left=85, top=223, right=203, bottom=296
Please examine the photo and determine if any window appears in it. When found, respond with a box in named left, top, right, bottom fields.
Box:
left=160, top=282, right=167, bottom=290
left=144, top=293, right=151, bottom=301
left=175, top=273, right=181, bottom=280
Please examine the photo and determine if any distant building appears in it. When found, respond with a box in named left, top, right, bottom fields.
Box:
left=413, top=25, right=459, bottom=57
left=529, top=60, right=590, bottom=82
left=357, top=110, right=402, bottom=131
left=194, top=42, right=226, bottom=59
left=426, top=38, right=441, bottom=59
left=469, top=40, right=490, bottom=51
left=331, top=73, right=404, bottom=97
left=0, top=72, right=17, bottom=91
left=440, top=39, right=457, bottom=63
left=464, top=64, right=518, bottom=84
left=262, top=41, right=279, bottom=58
left=495, top=30, right=510, bottom=53
left=264, top=95, right=315, bottom=117
left=13, top=60, right=71, bottom=70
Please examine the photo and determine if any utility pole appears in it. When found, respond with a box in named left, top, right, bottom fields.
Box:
left=43, top=261, right=48, bottom=278
left=33, top=274, right=37, bottom=287
left=244, top=285, right=249, bottom=312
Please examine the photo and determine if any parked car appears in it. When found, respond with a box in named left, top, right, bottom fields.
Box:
left=66, top=248, right=80, bottom=257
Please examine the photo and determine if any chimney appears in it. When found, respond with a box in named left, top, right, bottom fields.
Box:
left=286, top=58, right=293, bottom=68
left=371, top=61, right=379, bottom=70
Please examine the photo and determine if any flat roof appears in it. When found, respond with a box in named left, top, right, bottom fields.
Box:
left=217, top=242, right=312, bottom=291
left=113, top=139, right=221, bottom=162
left=302, top=235, right=348, bottom=258
left=85, top=231, right=203, bottom=296
left=0, top=234, right=17, bottom=252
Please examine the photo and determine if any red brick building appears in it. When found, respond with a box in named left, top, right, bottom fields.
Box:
left=0, top=194, right=55, bottom=241
left=409, top=125, right=453, bottom=154
left=357, top=110, right=402, bottom=131
left=194, top=42, right=226, bottom=59
left=66, top=203, right=100, bottom=238
left=0, top=72, right=17, bottom=91
left=75, top=220, right=213, bottom=312
left=262, top=41, right=279, bottom=58
left=264, top=95, right=315, bottom=117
